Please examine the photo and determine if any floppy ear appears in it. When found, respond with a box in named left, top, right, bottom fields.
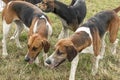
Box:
left=65, top=45, right=77, bottom=62
left=42, top=40, right=50, bottom=53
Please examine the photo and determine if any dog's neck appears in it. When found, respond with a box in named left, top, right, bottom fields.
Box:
left=29, top=16, right=49, bottom=39
left=70, top=31, right=92, bottom=52
left=53, top=1, right=73, bottom=22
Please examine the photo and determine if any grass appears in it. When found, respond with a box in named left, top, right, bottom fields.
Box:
left=0, top=0, right=120, bottom=80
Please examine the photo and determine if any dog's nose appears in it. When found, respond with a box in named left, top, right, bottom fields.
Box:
left=45, top=59, right=51, bottom=65
left=24, top=56, right=30, bottom=62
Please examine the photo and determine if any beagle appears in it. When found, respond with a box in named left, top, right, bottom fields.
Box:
left=45, top=6, right=120, bottom=80
left=2, top=1, right=52, bottom=64
left=39, top=0, right=86, bottom=39
left=2, top=0, right=42, bottom=43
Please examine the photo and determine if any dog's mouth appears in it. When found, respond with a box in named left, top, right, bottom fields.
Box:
left=29, top=52, right=40, bottom=64
left=49, top=59, right=66, bottom=69
left=29, top=59, right=35, bottom=64
left=25, top=52, right=40, bottom=64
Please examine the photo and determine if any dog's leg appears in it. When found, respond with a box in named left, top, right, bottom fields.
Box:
left=110, top=38, right=119, bottom=55
left=108, top=20, right=119, bottom=55
left=10, top=27, right=17, bottom=40
left=91, top=55, right=101, bottom=75
left=99, top=33, right=106, bottom=59
left=13, top=20, right=24, bottom=48
left=69, top=54, right=79, bottom=80
left=58, top=27, right=69, bottom=39
left=2, top=20, right=12, bottom=57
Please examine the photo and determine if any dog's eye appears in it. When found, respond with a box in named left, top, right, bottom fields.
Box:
left=57, top=50, right=63, bottom=55
left=32, top=47, right=38, bottom=51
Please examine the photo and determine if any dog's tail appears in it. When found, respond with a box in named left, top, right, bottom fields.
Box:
left=113, top=6, right=120, bottom=13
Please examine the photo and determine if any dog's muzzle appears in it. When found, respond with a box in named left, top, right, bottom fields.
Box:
left=24, top=56, right=30, bottom=62
left=45, top=58, right=66, bottom=68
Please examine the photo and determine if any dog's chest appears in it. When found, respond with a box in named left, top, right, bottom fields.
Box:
left=81, top=44, right=94, bottom=54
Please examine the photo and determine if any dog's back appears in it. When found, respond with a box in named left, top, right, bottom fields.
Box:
left=2, top=1, right=44, bottom=27
left=71, top=0, right=86, bottom=24
left=81, top=6, right=120, bottom=38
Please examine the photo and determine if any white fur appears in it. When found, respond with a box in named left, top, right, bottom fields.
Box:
left=111, top=38, right=119, bottom=55
left=7, top=1, right=12, bottom=9
left=40, top=15, right=52, bottom=37
left=33, top=19, right=39, bottom=33
left=58, top=18, right=69, bottom=39
left=99, top=32, right=107, bottom=59
left=81, top=44, right=94, bottom=54
left=2, top=20, right=11, bottom=57
left=35, top=57, right=39, bottom=65
left=2, top=19, right=26, bottom=57
left=46, top=19, right=52, bottom=37
left=76, top=27, right=94, bottom=54
left=92, top=55, right=101, bottom=75
left=47, top=52, right=56, bottom=64
left=69, top=54, right=79, bottom=80
left=76, top=27, right=92, bottom=40
left=58, top=27, right=69, bottom=39
left=69, top=27, right=102, bottom=80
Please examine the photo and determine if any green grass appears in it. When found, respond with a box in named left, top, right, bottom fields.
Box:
left=0, top=0, right=120, bottom=80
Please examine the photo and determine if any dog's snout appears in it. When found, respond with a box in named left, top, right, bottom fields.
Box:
left=46, top=59, right=51, bottom=65
left=24, top=56, right=30, bottom=62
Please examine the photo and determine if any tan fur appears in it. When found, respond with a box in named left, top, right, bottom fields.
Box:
left=108, top=12, right=120, bottom=43
left=2, top=3, right=18, bottom=24
left=28, top=17, right=38, bottom=37
left=2, top=1, right=51, bottom=62
left=71, top=31, right=92, bottom=52
left=27, top=17, right=50, bottom=61
left=39, top=0, right=55, bottom=14
left=28, top=17, right=48, bottom=38
left=92, top=28, right=101, bottom=56
left=49, top=31, right=92, bottom=64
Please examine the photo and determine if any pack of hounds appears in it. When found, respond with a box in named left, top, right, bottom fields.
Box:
left=1, top=0, right=120, bottom=80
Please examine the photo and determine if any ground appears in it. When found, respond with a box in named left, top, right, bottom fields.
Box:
left=0, top=0, right=120, bottom=80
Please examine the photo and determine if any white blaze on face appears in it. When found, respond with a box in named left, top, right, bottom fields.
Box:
left=47, top=52, right=56, bottom=64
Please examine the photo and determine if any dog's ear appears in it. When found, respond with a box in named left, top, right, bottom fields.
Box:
left=42, top=40, right=50, bottom=53
left=65, top=45, right=77, bottom=62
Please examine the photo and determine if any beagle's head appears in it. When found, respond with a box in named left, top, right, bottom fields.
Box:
left=39, top=0, right=54, bottom=12
left=45, top=39, right=77, bottom=68
left=25, top=34, right=50, bottom=63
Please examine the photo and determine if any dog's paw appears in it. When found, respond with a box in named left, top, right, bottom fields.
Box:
left=2, top=53, right=8, bottom=58
left=91, top=69, right=97, bottom=76
left=10, top=36, right=15, bottom=40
